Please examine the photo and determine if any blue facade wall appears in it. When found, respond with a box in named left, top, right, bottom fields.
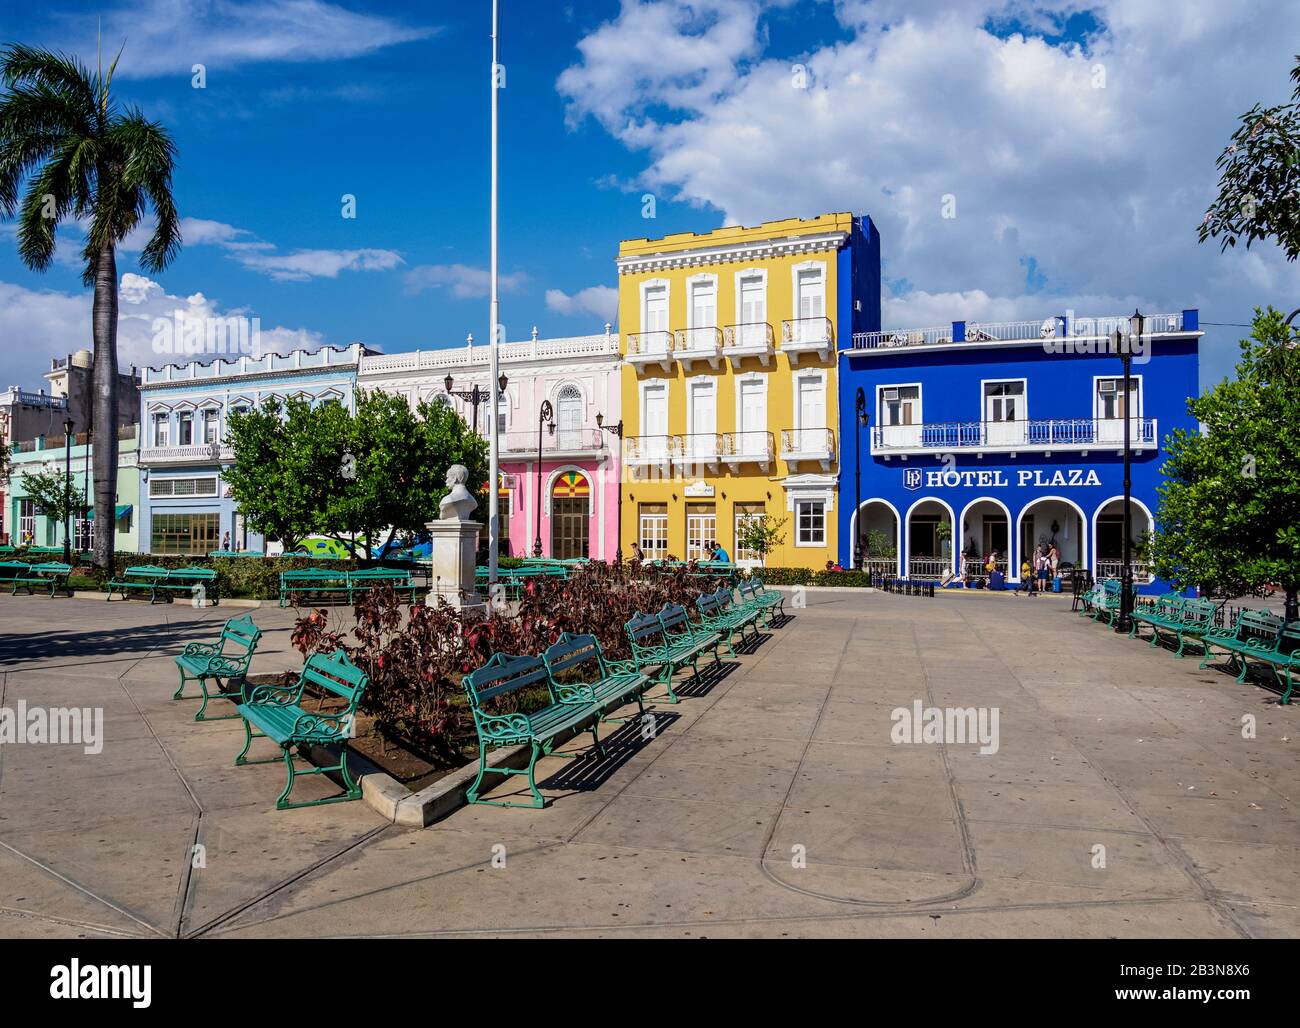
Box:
left=837, top=333, right=1200, bottom=593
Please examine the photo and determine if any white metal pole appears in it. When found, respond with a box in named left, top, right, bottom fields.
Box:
left=487, top=0, right=501, bottom=585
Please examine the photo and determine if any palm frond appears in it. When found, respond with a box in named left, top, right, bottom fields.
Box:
left=109, top=110, right=180, bottom=271
left=0, top=44, right=97, bottom=118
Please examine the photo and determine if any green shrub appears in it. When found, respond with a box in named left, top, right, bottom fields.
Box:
left=750, top=567, right=814, bottom=586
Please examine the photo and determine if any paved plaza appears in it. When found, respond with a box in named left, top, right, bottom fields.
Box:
left=0, top=588, right=1296, bottom=939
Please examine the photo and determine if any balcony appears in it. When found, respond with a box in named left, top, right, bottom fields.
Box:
left=625, top=331, right=674, bottom=373
left=722, top=323, right=775, bottom=367
left=673, top=327, right=723, bottom=371
left=140, top=442, right=234, bottom=465
left=781, top=317, right=833, bottom=365
left=675, top=432, right=723, bottom=470
left=623, top=434, right=677, bottom=473
left=780, top=427, right=835, bottom=470
left=871, top=417, right=1158, bottom=457
left=500, top=427, right=607, bottom=460
left=720, top=430, right=774, bottom=471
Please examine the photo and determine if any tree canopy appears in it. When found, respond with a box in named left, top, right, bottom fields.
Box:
left=1149, top=307, right=1300, bottom=615
left=223, top=391, right=489, bottom=558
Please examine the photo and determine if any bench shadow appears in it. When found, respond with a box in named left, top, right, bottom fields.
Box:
left=0, top=608, right=220, bottom=667
left=766, top=612, right=796, bottom=629
left=731, top=629, right=772, bottom=656
left=539, top=710, right=683, bottom=794
left=669, top=656, right=740, bottom=699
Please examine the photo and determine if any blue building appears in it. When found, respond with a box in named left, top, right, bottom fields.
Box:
left=138, top=345, right=370, bottom=555
left=837, top=310, right=1201, bottom=592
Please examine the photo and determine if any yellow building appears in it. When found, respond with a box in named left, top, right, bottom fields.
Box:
left=617, top=212, right=879, bottom=568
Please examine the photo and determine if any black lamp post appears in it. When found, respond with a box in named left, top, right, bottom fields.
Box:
left=854, top=387, right=868, bottom=570
left=82, top=427, right=92, bottom=555
left=1113, top=311, right=1142, bottom=634
left=596, top=412, right=625, bottom=562
left=533, top=399, right=554, bottom=557
left=445, top=373, right=508, bottom=434
left=62, top=418, right=73, bottom=563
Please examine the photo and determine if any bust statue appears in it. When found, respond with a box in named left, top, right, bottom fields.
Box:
left=439, top=464, right=478, bottom=521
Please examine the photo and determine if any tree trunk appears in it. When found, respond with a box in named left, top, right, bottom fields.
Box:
left=91, top=243, right=119, bottom=572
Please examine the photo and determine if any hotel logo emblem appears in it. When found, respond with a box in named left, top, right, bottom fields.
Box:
left=903, top=468, right=923, bottom=491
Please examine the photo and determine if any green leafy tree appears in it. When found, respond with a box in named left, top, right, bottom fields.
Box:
left=1149, top=308, right=1300, bottom=620
left=0, top=43, right=180, bottom=570
left=1199, top=54, right=1300, bottom=261
left=735, top=513, right=787, bottom=567
left=223, top=392, right=489, bottom=559
left=19, top=467, right=86, bottom=540
left=222, top=399, right=323, bottom=554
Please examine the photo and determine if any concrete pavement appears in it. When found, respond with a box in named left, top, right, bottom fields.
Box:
left=0, top=588, right=1296, bottom=938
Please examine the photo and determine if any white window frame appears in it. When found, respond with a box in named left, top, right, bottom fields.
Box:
left=733, top=268, right=768, bottom=329
left=793, top=368, right=828, bottom=431
left=638, top=378, right=671, bottom=436
left=639, top=278, right=671, bottom=337
left=790, top=260, right=828, bottom=324
left=176, top=410, right=195, bottom=446
left=795, top=499, right=827, bottom=547
left=1092, top=374, right=1143, bottom=420
left=734, top=372, right=769, bottom=444
left=876, top=382, right=923, bottom=426
left=686, top=507, right=717, bottom=562
left=733, top=504, right=766, bottom=567
left=980, top=377, right=1028, bottom=422
left=638, top=508, right=669, bottom=560
left=152, top=412, right=170, bottom=447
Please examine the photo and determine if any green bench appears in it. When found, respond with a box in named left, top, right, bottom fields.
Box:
left=462, top=651, right=607, bottom=809
left=625, top=602, right=722, bottom=703
left=279, top=567, right=351, bottom=607
left=235, top=649, right=369, bottom=810
left=0, top=560, right=35, bottom=594
left=1086, top=579, right=1131, bottom=626
left=154, top=566, right=219, bottom=606
left=0, top=545, right=16, bottom=558
left=1131, top=596, right=1216, bottom=657
left=106, top=565, right=172, bottom=603
left=347, top=567, right=421, bottom=602
left=739, top=578, right=785, bottom=625
left=696, top=587, right=762, bottom=656
left=1198, top=609, right=1286, bottom=682
left=543, top=632, right=649, bottom=723
left=174, top=615, right=262, bottom=721
left=13, top=562, right=73, bottom=597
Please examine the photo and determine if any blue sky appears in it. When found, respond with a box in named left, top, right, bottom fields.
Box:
left=3, top=0, right=1299, bottom=392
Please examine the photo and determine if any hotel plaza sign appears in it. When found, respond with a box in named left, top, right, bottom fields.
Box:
left=903, top=467, right=1104, bottom=491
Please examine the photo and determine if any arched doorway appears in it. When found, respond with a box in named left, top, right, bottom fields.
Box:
left=550, top=470, right=590, bottom=559
left=1016, top=496, right=1086, bottom=581
left=851, top=499, right=900, bottom=576
left=958, top=498, right=1011, bottom=583
left=1092, top=496, right=1155, bottom=583
left=906, top=498, right=954, bottom=580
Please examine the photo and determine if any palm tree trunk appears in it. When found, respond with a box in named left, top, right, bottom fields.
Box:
left=91, top=242, right=119, bottom=572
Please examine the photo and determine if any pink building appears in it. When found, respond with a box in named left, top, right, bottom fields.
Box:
left=359, top=329, right=623, bottom=560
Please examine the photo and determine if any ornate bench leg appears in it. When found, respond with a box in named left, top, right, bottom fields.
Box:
left=275, top=746, right=297, bottom=809
left=173, top=668, right=188, bottom=701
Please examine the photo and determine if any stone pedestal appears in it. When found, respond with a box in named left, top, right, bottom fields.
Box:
left=425, top=519, right=484, bottom=613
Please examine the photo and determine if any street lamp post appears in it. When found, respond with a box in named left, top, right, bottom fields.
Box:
left=445, top=373, right=508, bottom=435
left=596, top=412, right=624, bottom=562
left=62, top=418, right=73, bottom=564
left=854, top=387, right=868, bottom=570
left=1113, top=311, right=1143, bottom=634
left=533, top=400, right=554, bottom=557
left=83, top=427, right=92, bottom=556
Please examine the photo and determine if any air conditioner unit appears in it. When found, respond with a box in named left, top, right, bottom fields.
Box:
left=882, top=388, right=899, bottom=401
left=1099, top=381, right=1117, bottom=393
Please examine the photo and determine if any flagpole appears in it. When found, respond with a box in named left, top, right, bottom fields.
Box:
left=487, top=0, right=502, bottom=587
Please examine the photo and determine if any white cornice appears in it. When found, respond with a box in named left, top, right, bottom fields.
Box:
left=617, top=231, right=848, bottom=276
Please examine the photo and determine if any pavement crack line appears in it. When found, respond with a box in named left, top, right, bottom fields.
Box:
left=756, top=609, right=983, bottom=910
left=948, top=600, right=1252, bottom=939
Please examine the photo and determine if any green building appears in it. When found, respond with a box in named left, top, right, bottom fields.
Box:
left=6, top=426, right=141, bottom=552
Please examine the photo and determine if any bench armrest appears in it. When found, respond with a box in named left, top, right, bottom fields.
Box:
left=290, top=710, right=354, bottom=738
left=474, top=712, right=533, bottom=743
left=245, top=681, right=302, bottom=705
left=202, top=655, right=248, bottom=677
left=604, top=658, right=638, bottom=676
left=183, top=641, right=221, bottom=656
left=552, top=682, right=597, bottom=705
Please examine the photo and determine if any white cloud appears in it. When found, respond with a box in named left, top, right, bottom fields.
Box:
left=546, top=285, right=619, bottom=322
left=48, top=0, right=438, bottom=78
left=236, top=247, right=404, bottom=282
left=559, top=0, right=1300, bottom=383
left=403, top=264, right=529, bottom=299
left=0, top=274, right=337, bottom=389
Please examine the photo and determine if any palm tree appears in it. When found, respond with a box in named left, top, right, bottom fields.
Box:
left=0, top=43, right=179, bottom=569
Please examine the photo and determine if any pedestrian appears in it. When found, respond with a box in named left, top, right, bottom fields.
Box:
left=712, top=541, right=731, bottom=563
left=222, top=531, right=231, bottom=551
left=1018, top=557, right=1032, bottom=595
left=1035, top=545, right=1049, bottom=594
left=631, top=541, right=645, bottom=562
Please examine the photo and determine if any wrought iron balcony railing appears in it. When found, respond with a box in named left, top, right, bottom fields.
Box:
left=623, top=434, right=679, bottom=465
left=872, top=417, right=1157, bottom=454
left=722, top=322, right=775, bottom=366
left=781, top=317, right=834, bottom=363
left=500, top=427, right=607, bottom=456
left=719, top=430, right=774, bottom=468
left=779, top=427, right=835, bottom=468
